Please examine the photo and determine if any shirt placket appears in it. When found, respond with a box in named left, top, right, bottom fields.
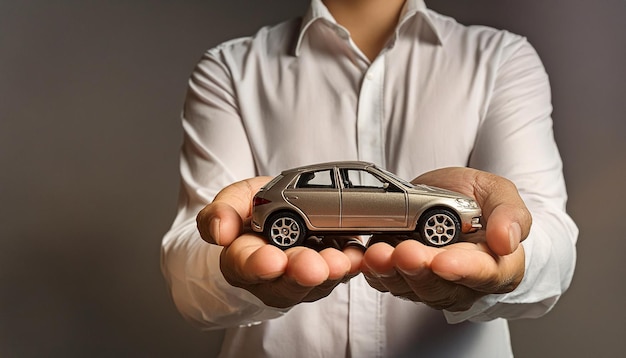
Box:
left=348, top=55, right=386, bottom=358
left=356, top=56, right=386, bottom=168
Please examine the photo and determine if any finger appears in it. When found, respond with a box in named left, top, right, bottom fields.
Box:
left=260, top=248, right=333, bottom=307
left=364, top=270, right=419, bottom=300
left=362, top=242, right=396, bottom=276
left=221, top=240, right=332, bottom=308
left=343, top=245, right=365, bottom=277
left=284, top=247, right=331, bottom=287
left=430, top=243, right=526, bottom=294
left=392, top=240, right=480, bottom=311
left=301, top=248, right=357, bottom=302
left=197, top=202, right=243, bottom=246
left=391, top=241, right=451, bottom=298
left=361, top=242, right=394, bottom=292
left=301, top=279, right=344, bottom=303
left=471, top=173, right=531, bottom=255
left=362, top=274, right=388, bottom=293
left=249, top=274, right=317, bottom=309
left=483, top=203, right=528, bottom=256
left=362, top=242, right=417, bottom=297
left=265, top=269, right=341, bottom=308
left=391, top=240, right=438, bottom=275
left=214, top=177, right=273, bottom=217
left=220, top=234, right=288, bottom=286
left=197, top=176, right=272, bottom=246
left=319, top=248, right=352, bottom=281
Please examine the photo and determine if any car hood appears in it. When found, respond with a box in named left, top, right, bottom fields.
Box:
left=408, top=184, right=473, bottom=200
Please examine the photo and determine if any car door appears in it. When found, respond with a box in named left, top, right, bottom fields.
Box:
left=283, top=169, right=340, bottom=229
left=339, top=168, right=408, bottom=229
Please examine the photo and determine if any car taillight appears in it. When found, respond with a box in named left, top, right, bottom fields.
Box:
left=253, top=196, right=271, bottom=207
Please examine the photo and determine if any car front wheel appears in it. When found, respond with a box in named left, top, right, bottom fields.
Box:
left=265, top=212, right=307, bottom=249
left=418, top=208, right=460, bottom=247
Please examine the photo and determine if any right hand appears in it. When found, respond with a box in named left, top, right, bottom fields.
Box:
left=196, top=177, right=364, bottom=308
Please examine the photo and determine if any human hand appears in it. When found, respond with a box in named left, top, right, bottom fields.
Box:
left=362, top=167, right=531, bottom=311
left=196, top=177, right=364, bottom=308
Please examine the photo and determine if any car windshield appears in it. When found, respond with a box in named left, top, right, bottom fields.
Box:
left=375, top=167, right=415, bottom=189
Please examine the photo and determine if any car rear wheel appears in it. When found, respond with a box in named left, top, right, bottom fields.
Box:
left=418, top=208, right=460, bottom=247
left=265, top=212, right=307, bottom=249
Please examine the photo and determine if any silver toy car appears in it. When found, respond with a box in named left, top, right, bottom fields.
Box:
left=251, top=161, right=482, bottom=249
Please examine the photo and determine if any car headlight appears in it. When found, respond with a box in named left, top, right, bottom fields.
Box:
left=455, top=198, right=478, bottom=209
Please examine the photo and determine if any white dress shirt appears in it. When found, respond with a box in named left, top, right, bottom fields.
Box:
left=161, top=0, right=578, bottom=356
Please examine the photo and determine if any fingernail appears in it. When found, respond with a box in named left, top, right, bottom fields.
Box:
left=210, top=218, right=221, bottom=245
left=258, top=271, right=282, bottom=280
left=433, top=270, right=463, bottom=282
left=365, top=268, right=396, bottom=279
left=396, top=267, right=418, bottom=276
left=508, top=222, right=521, bottom=250
left=375, top=271, right=396, bottom=279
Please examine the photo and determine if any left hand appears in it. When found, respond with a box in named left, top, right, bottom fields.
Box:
left=362, top=167, right=532, bottom=311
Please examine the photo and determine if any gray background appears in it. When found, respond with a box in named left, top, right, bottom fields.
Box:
left=1, top=0, right=624, bottom=356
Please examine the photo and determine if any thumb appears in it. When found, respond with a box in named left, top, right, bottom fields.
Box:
left=197, top=176, right=272, bottom=246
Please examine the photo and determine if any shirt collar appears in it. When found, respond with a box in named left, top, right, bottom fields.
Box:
left=294, top=0, right=442, bottom=56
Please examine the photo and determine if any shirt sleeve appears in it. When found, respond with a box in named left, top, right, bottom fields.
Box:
left=445, top=37, right=578, bottom=323
left=160, top=48, right=289, bottom=330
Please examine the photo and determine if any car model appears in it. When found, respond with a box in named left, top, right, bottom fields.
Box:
left=251, top=161, right=482, bottom=249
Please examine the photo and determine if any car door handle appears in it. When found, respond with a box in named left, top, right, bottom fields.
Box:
left=287, top=195, right=299, bottom=200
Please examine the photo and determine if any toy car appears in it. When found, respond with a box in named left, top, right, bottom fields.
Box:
left=251, top=161, right=482, bottom=249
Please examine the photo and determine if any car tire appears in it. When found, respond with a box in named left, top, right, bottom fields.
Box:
left=265, top=212, right=307, bottom=249
left=418, top=208, right=460, bottom=247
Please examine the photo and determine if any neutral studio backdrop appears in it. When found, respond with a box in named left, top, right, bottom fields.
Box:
left=1, top=0, right=624, bottom=357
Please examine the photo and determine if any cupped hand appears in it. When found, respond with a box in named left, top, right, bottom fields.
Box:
left=196, top=177, right=364, bottom=308
left=362, top=167, right=531, bottom=311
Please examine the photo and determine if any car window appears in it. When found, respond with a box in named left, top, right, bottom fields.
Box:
left=340, top=169, right=386, bottom=189
left=295, top=169, right=335, bottom=189
left=261, top=175, right=283, bottom=191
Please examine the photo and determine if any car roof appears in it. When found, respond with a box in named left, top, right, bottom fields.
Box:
left=281, top=161, right=376, bottom=175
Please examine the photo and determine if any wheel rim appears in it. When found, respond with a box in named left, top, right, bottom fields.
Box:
left=270, top=217, right=301, bottom=247
left=423, top=213, right=457, bottom=246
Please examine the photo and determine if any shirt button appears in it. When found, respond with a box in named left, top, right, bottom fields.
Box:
left=365, top=74, right=374, bottom=81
